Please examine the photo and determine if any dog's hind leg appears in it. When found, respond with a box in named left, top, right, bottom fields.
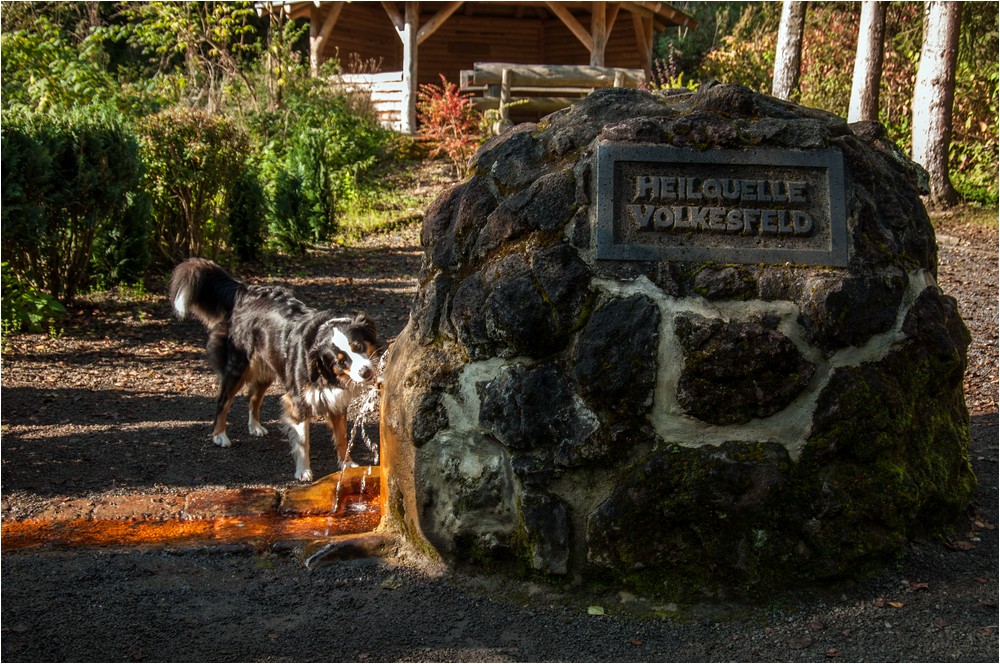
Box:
left=212, top=373, right=247, bottom=448
left=246, top=377, right=271, bottom=437
left=210, top=340, right=250, bottom=449
left=283, top=395, right=313, bottom=482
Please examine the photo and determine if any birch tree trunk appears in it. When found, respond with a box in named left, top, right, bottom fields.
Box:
left=848, top=1, right=887, bottom=122
left=912, top=1, right=961, bottom=208
left=772, top=1, right=807, bottom=100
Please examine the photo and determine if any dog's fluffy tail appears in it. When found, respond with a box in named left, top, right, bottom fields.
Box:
left=169, top=258, right=244, bottom=327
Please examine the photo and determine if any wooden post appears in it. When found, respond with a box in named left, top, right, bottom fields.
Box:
left=309, top=2, right=345, bottom=76
left=309, top=5, right=321, bottom=75
left=591, top=2, right=607, bottom=66
left=402, top=1, right=418, bottom=134
left=383, top=1, right=420, bottom=133
left=500, top=67, right=512, bottom=123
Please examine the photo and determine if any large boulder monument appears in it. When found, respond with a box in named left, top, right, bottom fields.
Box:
left=379, top=85, right=975, bottom=599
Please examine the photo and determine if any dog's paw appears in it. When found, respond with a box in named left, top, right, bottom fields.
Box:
left=341, top=459, right=360, bottom=470
left=213, top=433, right=232, bottom=448
left=295, top=468, right=314, bottom=482
left=248, top=421, right=268, bottom=437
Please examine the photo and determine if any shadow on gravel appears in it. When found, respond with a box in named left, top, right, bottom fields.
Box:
left=1, top=385, right=380, bottom=500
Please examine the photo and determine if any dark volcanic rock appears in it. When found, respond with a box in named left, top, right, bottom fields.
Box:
left=380, top=85, right=974, bottom=600
left=573, top=294, right=660, bottom=417
left=675, top=314, right=816, bottom=425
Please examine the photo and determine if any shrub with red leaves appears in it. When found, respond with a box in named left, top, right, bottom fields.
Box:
left=416, top=74, right=481, bottom=177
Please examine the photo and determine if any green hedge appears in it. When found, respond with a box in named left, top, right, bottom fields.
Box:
left=1, top=109, right=144, bottom=302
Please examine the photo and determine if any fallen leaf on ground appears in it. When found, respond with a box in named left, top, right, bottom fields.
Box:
left=787, top=636, right=813, bottom=650
left=379, top=575, right=403, bottom=590
left=587, top=605, right=605, bottom=616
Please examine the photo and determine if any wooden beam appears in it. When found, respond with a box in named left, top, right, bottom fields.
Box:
left=631, top=14, right=653, bottom=76
left=466, top=63, right=646, bottom=88
left=416, top=1, right=463, bottom=45
left=381, top=1, right=404, bottom=31
left=607, top=3, right=621, bottom=31
left=319, top=2, right=343, bottom=41
left=628, top=1, right=697, bottom=30
left=545, top=1, right=593, bottom=53
left=309, top=1, right=344, bottom=75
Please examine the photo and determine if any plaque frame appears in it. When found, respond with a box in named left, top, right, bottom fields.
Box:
left=595, top=144, right=848, bottom=266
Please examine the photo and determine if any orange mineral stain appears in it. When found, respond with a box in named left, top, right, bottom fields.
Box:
left=1, top=468, right=382, bottom=552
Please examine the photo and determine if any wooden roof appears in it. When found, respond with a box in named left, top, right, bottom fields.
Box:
left=264, top=1, right=696, bottom=32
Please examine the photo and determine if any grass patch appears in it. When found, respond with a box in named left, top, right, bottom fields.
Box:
left=334, top=156, right=457, bottom=244
left=929, top=203, right=999, bottom=229
left=337, top=189, right=426, bottom=242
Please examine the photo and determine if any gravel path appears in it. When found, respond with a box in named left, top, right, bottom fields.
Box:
left=1, top=212, right=996, bottom=663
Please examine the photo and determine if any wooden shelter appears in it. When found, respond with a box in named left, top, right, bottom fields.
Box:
left=259, top=1, right=696, bottom=132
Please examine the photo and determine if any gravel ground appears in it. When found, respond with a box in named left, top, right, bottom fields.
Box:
left=1, top=208, right=997, bottom=662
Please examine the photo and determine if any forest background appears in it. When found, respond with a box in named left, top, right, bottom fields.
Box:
left=1, top=1, right=997, bottom=334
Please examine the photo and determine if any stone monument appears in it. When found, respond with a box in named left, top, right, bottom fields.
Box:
left=379, top=85, right=975, bottom=598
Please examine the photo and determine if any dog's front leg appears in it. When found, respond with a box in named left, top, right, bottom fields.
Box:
left=327, top=411, right=353, bottom=469
left=282, top=395, right=313, bottom=482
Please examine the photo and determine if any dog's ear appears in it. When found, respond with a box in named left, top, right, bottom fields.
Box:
left=308, top=346, right=339, bottom=386
left=351, top=311, right=379, bottom=345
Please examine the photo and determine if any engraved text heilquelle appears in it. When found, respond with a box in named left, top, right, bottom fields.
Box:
left=628, top=176, right=815, bottom=237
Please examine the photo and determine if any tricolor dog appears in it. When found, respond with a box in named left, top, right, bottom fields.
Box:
left=169, top=258, right=379, bottom=481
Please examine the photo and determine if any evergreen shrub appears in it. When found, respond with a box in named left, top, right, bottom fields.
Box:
left=1, top=108, right=143, bottom=301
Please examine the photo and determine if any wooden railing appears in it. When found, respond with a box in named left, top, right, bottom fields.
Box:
left=333, top=71, right=406, bottom=132
left=460, top=62, right=646, bottom=128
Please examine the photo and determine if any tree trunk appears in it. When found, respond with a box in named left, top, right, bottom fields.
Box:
left=848, top=1, right=887, bottom=122
left=772, top=1, right=807, bottom=101
left=912, top=1, right=961, bottom=208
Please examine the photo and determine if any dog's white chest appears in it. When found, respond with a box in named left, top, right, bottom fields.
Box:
left=303, top=385, right=356, bottom=414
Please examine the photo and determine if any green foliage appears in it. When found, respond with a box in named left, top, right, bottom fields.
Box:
left=227, top=166, right=268, bottom=262
left=950, top=2, right=999, bottom=204
left=1, top=108, right=144, bottom=301
left=655, top=2, right=759, bottom=83
left=649, top=60, right=699, bottom=92
left=798, top=4, right=858, bottom=113
left=137, top=107, right=250, bottom=263
left=91, top=190, right=152, bottom=287
left=252, top=58, right=391, bottom=253
left=416, top=74, right=481, bottom=178
left=662, top=1, right=997, bottom=205
left=694, top=2, right=781, bottom=94
left=0, top=11, right=117, bottom=114
left=270, top=170, right=312, bottom=255
left=108, top=1, right=264, bottom=113
left=1, top=262, right=66, bottom=335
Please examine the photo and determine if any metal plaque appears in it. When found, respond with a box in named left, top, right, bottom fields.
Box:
left=595, top=144, right=848, bottom=266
